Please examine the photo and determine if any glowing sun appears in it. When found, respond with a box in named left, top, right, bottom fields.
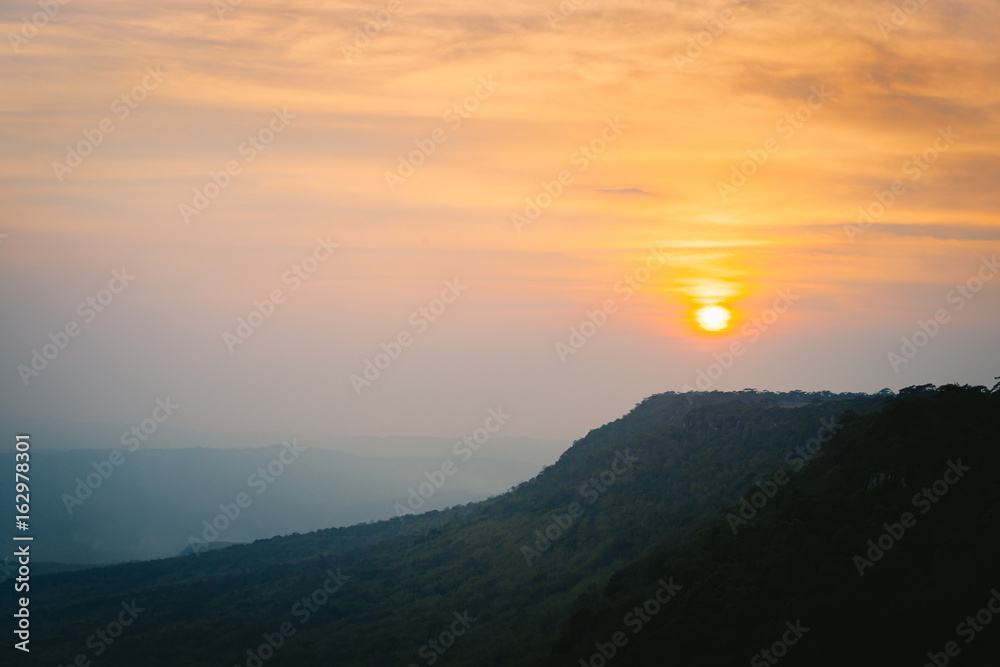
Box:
left=695, top=305, right=731, bottom=332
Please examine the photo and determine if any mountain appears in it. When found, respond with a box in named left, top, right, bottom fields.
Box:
left=0, top=445, right=550, bottom=564
left=0, top=418, right=569, bottom=465
left=547, top=384, right=1000, bottom=666
left=177, top=541, right=241, bottom=557
left=7, top=387, right=993, bottom=667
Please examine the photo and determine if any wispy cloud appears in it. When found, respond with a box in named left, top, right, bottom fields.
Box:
left=598, top=188, right=653, bottom=196
left=0, top=0, right=997, bottom=437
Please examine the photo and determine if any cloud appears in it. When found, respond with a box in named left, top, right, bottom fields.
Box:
left=871, top=224, right=1000, bottom=242
left=597, top=188, right=653, bottom=196
left=0, top=0, right=997, bottom=438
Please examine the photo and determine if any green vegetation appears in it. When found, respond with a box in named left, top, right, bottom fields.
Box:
left=548, top=384, right=1000, bottom=666
left=6, top=386, right=996, bottom=666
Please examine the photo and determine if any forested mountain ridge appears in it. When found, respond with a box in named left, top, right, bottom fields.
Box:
left=3, top=389, right=897, bottom=666
left=548, top=383, right=1000, bottom=666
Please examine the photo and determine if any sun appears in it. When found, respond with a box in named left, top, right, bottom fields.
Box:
left=695, top=305, right=731, bottom=332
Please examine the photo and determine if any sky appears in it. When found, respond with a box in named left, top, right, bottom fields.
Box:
left=1, top=0, right=998, bottom=441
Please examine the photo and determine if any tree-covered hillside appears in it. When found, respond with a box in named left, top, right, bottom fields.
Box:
left=548, top=384, right=1000, bottom=666
left=2, top=389, right=902, bottom=666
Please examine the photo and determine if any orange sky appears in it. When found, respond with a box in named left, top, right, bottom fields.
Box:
left=1, top=0, right=998, bottom=438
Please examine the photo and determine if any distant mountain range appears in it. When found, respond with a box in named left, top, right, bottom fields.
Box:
left=0, top=427, right=568, bottom=564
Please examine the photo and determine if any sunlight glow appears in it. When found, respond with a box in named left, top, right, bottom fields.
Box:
left=695, top=305, right=731, bottom=332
